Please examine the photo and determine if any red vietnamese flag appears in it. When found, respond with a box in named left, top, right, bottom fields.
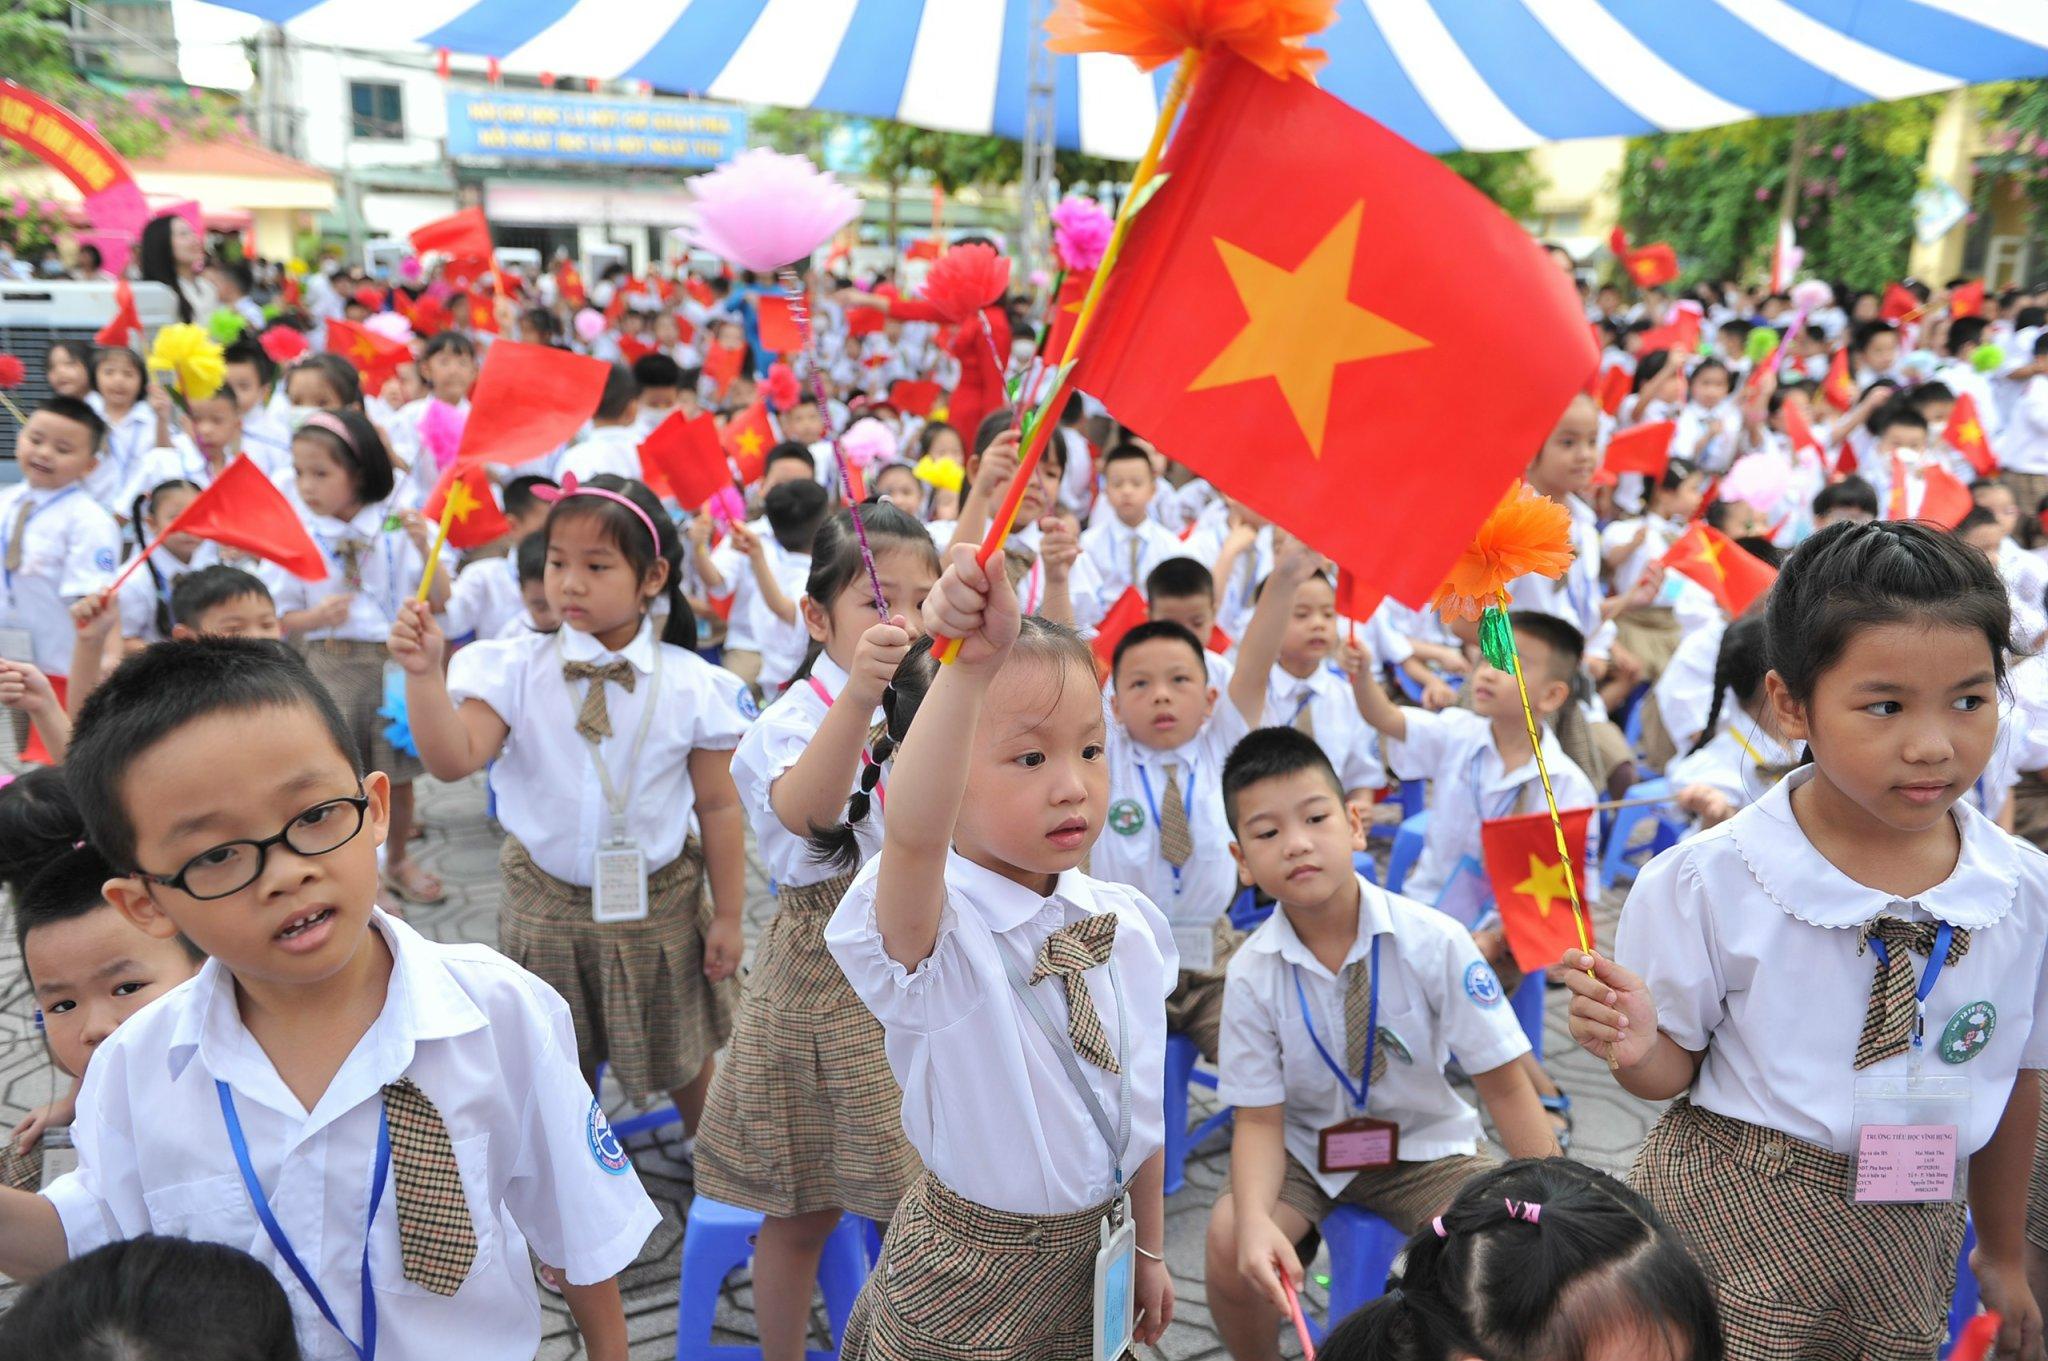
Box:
left=422, top=462, right=511, bottom=550
left=468, top=296, right=499, bottom=333
left=410, top=207, right=493, bottom=268
left=702, top=342, right=745, bottom=391
left=906, top=238, right=942, bottom=262
left=1821, top=347, right=1856, bottom=412
left=756, top=295, right=806, bottom=355
left=641, top=411, right=733, bottom=510
left=618, top=335, right=656, bottom=365
left=95, top=279, right=141, bottom=347
left=721, top=402, right=775, bottom=484
left=1069, top=53, right=1594, bottom=619
left=455, top=340, right=610, bottom=468
left=1595, top=364, right=1633, bottom=417
left=1661, top=524, right=1777, bottom=617
left=1944, top=392, right=1998, bottom=478
left=890, top=379, right=943, bottom=417
left=325, top=318, right=410, bottom=391
left=1950, top=280, right=1986, bottom=319
left=1090, top=587, right=1150, bottom=677
left=1910, top=461, right=1976, bottom=529
left=1782, top=398, right=1825, bottom=461
left=1482, top=806, right=1594, bottom=974
left=1608, top=227, right=1678, bottom=289
left=1041, top=268, right=1093, bottom=366
left=161, top=454, right=326, bottom=579
left=1880, top=282, right=1920, bottom=323
left=1637, top=308, right=1701, bottom=358
left=685, top=276, right=715, bottom=308
left=847, top=305, right=885, bottom=338
left=1604, top=421, right=1675, bottom=478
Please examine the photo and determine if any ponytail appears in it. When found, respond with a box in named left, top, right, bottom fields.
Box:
left=0, top=769, right=121, bottom=955
left=788, top=502, right=940, bottom=685
left=806, top=636, right=939, bottom=871
left=134, top=479, right=201, bottom=641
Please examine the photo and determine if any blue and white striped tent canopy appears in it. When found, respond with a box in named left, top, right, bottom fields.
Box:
left=217, top=0, right=2048, bottom=158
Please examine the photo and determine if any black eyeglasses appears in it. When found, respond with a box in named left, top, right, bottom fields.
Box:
left=136, top=789, right=371, bottom=901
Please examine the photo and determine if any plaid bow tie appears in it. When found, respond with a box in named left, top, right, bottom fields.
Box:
left=1030, top=914, right=1121, bottom=1073
left=563, top=659, right=636, bottom=743
left=1855, top=915, right=1970, bottom=1070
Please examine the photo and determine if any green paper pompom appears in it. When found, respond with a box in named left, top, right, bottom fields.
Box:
left=206, top=309, right=247, bottom=345
left=1973, top=343, right=2007, bottom=375
left=1479, top=605, right=1518, bottom=673
left=1744, top=325, right=1780, bottom=364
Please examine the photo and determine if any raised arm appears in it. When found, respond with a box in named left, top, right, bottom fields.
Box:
left=388, top=601, right=511, bottom=780
left=1227, top=535, right=1321, bottom=726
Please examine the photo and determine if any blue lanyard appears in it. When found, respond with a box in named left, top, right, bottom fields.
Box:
left=1289, top=689, right=1314, bottom=725
left=1291, top=936, right=1381, bottom=1113
left=1467, top=745, right=1526, bottom=825
left=1135, top=759, right=1196, bottom=896
left=0, top=485, right=82, bottom=590
left=1867, top=920, right=1954, bottom=1056
left=217, top=1081, right=390, bottom=1361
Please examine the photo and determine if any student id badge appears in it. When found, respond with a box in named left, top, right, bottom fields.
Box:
left=591, top=838, right=649, bottom=923
left=38, top=1127, right=77, bottom=1191
left=1318, top=1116, right=1399, bottom=1173
left=0, top=626, right=34, bottom=664
left=1092, top=1194, right=1136, bottom=1361
left=1170, top=921, right=1215, bottom=973
left=1850, top=1071, right=1969, bottom=1205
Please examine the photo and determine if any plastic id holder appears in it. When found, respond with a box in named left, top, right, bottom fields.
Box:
left=1851, top=1072, right=1969, bottom=1205
left=1319, top=1115, right=1399, bottom=1173
left=592, top=840, right=650, bottom=923
left=1093, top=1195, right=1136, bottom=1361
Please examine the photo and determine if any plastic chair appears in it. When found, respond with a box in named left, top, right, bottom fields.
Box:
left=1398, top=779, right=1425, bottom=819
left=1598, top=778, right=1685, bottom=887
left=1510, top=973, right=1546, bottom=1062
left=1163, top=1033, right=1233, bottom=1196
left=1618, top=682, right=1651, bottom=758
left=675, top=1195, right=872, bottom=1360
left=1386, top=813, right=1429, bottom=896
left=593, top=1062, right=683, bottom=1142
left=1308, top=1206, right=1408, bottom=1338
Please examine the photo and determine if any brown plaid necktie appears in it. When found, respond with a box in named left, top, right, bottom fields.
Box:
left=1343, top=953, right=1390, bottom=1084
left=1030, top=914, right=1121, bottom=1072
left=382, top=1078, right=477, bottom=1296
left=1126, top=532, right=1141, bottom=590
left=1291, top=688, right=1316, bottom=739
left=1158, top=763, right=1192, bottom=868
left=563, top=659, right=636, bottom=743
left=3, top=495, right=33, bottom=573
left=332, top=537, right=369, bottom=592
left=1855, top=916, right=1970, bottom=1070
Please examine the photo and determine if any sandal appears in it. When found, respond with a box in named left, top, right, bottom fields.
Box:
left=1540, top=1092, right=1574, bottom=1152
left=534, top=1261, right=565, bottom=1297
left=382, top=859, right=446, bottom=906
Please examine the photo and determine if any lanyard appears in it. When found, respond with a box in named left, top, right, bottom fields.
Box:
left=1467, top=744, right=1529, bottom=825
left=804, top=671, right=887, bottom=810
left=1135, top=760, right=1195, bottom=896
left=0, top=485, right=82, bottom=590
left=561, top=634, right=664, bottom=841
left=1288, top=688, right=1314, bottom=726
left=1867, top=920, right=1954, bottom=1059
left=998, top=929, right=1132, bottom=1187
left=1292, top=936, right=1381, bottom=1113
left=217, top=1081, right=390, bottom=1361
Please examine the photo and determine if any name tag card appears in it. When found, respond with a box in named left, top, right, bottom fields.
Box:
left=1319, top=1116, right=1398, bottom=1173
left=1850, top=1072, right=1968, bottom=1205
left=592, top=841, right=649, bottom=923
left=1092, top=1198, right=1136, bottom=1361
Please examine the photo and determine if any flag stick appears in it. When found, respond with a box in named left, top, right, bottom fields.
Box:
left=935, top=45, right=1205, bottom=665
left=1282, top=1276, right=1317, bottom=1360
left=0, top=390, right=26, bottom=425
left=106, top=520, right=179, bottom=596
left=415, top=498, right=459, bottom=602
left=780, top=269, right=889, bottom=617
left=1497, top=591, right=1594, bottom=960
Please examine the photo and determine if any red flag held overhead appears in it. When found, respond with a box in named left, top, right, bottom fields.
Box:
left=1950, top=280, right=1985, bottom=319
left=1880, top=283, right=1919, bottom=323
left=755, top=295, right=806, bottom=355
left=1661, top=524, right=1777, bottom=617
left=95, top=279, right=141, bottom=347
left=1604, top=421, right=1675, bottom=479
left=422, top=462, right=511, bottom=550
left=156, top=454, right=326, bottom=581
left=1943, top=392, right=1998, bottom=478
left=889, top=379, right=943, bottom=417
left=721, top=402, right=775, bottom=485
left=456, top=340, right=611, bottom=467
left=641, top=411, right=733, bottom=510
left=1090, top=588, right=1150, bottom=676
left=325, top=318, right=409, bottom=392
left=1821, top=347, right=1856, bottom=412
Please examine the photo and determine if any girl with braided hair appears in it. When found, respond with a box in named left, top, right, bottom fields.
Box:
left=1666, top=615, right=1795, bottom=831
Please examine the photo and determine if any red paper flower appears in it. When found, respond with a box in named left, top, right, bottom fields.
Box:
left=0, top=353, right=23, bottom=390
left=917, top=244, right=1011, bottom=325
left=257, top=326, right=309, bottom=365
left=764, top=361, right=802, bottom=413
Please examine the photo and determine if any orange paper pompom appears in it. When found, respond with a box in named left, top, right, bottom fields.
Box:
left=1430, top=481, right=1576, bottom=622
left=1046, top=0, right=1336, bottom=82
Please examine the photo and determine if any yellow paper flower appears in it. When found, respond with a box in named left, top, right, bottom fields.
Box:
left=146, top=323, right=226, bottom=402
left=1430, top=480, right=1576, bottom=622
left=287, top=257, right=309, bottom=277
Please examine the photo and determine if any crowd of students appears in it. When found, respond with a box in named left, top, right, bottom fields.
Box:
left=1, top=235, right=2048, bottom=1361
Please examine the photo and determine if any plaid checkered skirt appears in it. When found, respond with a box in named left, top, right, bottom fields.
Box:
left=0, top=1141, right=41, bottom=1193
left=693, top=873, right=921, bottom=1222
left=497, top=836, right=732, bottom=1100
left=1277, top=1151, right=1495, bottom=1236
left=2030, top=1100, right=2048, bottom=1254
left=300, top=639, right=423, bottom=782
left=840, top=1173, right=1131, bottom=1361
left=1632, top=1099, right=1965, bottom=1361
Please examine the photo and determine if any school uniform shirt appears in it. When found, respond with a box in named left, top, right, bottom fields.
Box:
left=115, top=543, right=218, bottom=643
left=389, top=399, right=473, bottom=510
left=1651, top=614, right=1727, bottom=756
left=1077, top=517, right=1191, bottom=622
left=1616, top=765, right=2048, bottom=1156
left=1095, top=698, right=1251, bottom=965
left=44, top=910, right=662, bottom=1361
left=1998, top=538, right=2048, bottom=622
left=269, top=505, right=440, bottom=643
left=1216, top=875, right=1530, bottom=1196
left=1384, top=707, right=1597, bottom=905
left=443, top=552, right=525, bottom=644
left=132, top=430, right=294, bottom=498
left=1997, top=375, right=2048, bottom=475
left=1599, top=515, right=1721, bottom=638
left=0, top=482, right=120, bottom=673
left=1264, top=664, right=1385, bottom=794
left=1508, top=495, right=1615, bottom=661
left=446, top=616, right=752, bottom=884
left=83, top=396, right=160, bottom=512
left=1664, top=719, right=1796, bottom=815
left=731, top=652, right=884, bottom=891
left=1935, top=359, right=2003, bottom=442
left=555, top=425, right=643, bottom=485
left=824, top=853, right=1176, bottom=1215
left=1673, top=400, right=1742, bottom=474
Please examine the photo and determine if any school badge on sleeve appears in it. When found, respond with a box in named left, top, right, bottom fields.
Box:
left=1938, top=1001, right=1996, bottom=1065
left=1463, top=961, right=1504, bottom=1008
left=586, top=1098, right=631, bottom=1174
left=1108, top=799, right=1146, bottom=836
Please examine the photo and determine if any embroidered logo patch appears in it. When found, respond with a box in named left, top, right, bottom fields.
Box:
left=1376, top=1025, right=1414, bottom=1065
left=93, top=548, right=115, bottom=572
left=736, top=688, right=760, bottom=720
left=586, top=1099, right=630, bottom=1174
left=1938, top=1001, right=1996, bottom=1065
left=1108, top=799, right=1146, bottom=836
left=1463, top=961, right=1504, bottom=1008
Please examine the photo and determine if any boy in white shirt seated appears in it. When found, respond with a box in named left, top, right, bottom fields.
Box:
left=1259, top=566, right=1385, bottom=817
left=1077, top=445, right=1194, bottom=629
left=1203, top=727, right=1558, bottom=1360
left=1145, top=556, right=1236, bottom=681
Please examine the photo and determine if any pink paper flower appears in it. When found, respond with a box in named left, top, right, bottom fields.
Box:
left=8, top=200, right=27, bottom=219
left=1050, top=195, right=1113, bottom=272
left=1831, top=143, right=1847, bottom=160
left=680, top=148, right=860, bottom=275
left=840, top=417, right=895, bottom=471
left=1650, top=156, right=1667, bottom=172
left=573, top=308, right=606, bottom=342
left=419, top=398, right=467, bottom=471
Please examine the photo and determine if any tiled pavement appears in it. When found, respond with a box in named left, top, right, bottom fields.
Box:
left=0, top=771, right=1663, bottom=1358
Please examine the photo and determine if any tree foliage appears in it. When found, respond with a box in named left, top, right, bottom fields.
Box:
left=1977, top=79, right=2048, bottom=219
left=1440, top=149, right=1543, bottom=221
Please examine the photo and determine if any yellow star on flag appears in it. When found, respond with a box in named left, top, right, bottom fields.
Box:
left=1512, top=853, right=1574, bottom=919
left=1681, top=532, right=1727, bottom=581
left=349, top=336, right=376, bottom=362
left=442, top=475, right=480, bottom=524
left=1187, top=202, right=1431, bottom=456
left=736, top=427, right=765, bottom=457
left=1957, top=418, right=1983, bottom=446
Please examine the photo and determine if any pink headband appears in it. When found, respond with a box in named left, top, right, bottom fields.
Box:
left=534, top=473, right=660, bottom=549
left=298, top=410, right=359, bottom=458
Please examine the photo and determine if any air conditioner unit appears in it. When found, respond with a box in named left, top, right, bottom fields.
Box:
left=0, top=279, right=181, bottom=473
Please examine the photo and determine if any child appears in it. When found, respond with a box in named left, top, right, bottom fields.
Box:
left=870, top=461, right=923, bottom=520
left=0, top=638, right=658, bottom=1361
left=1601, top=459, right=1717, bottom=680
left=1204, top=728, right=1561, bottom=1359
left=84, top=345, right=166, bottom=512
left=498, top=531, right=558, bottom=636
left=721, top=478, right=831, bottom=694
left=390, top=474, right=749, bottom=1158
left=823, top=547, right=1176, bottom=1359
left=1665, top=616, right=1794, bottom=831
left=271, top=408, right=447, bottom=904
left=1568, top=520, right=2048, bottom=1361
left=1870, top=403, right=1940, bottom=522
left=557, top=364, right=642, bottom=484
left=0, top=397, right=119, bottom=758
left=631, top=352, right=685, bottom=434
left=1674, top=358, right=1740, bottom=473
left=132, top=388, right=288, bottom=494
left=1260, top=566, right=1386, bottom=810
left=444, top=474, right=557, bottom=644
left=0, top=1236, right=304, bottom=1361
left=284, top=352, right=365, bottom=417
left=118, top=478, right=211, bottom=645
left=394, top=333, right=480, bottom=504
left=222, top=336, right=293, bottom=459
left=169, top=563, right=281, bottom=639
left=1812, top=474, right=1879, bottom=530
left=695, top=503, right=940, bottom=1361
left=1318, top=1159, right=1724, bottom=1361
left=1095, top=539, right=1313, bottom=1064
left=43, top=339, right=93, bottom=401
left=1078, top=445, right=1192, bottom=629
left=0, top=769, right=205, bottom=1192
left=1145, top=555, right=1235, bottom=681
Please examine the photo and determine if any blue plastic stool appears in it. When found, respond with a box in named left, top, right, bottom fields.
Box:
left=1510, top=973, right=1545, bottom=1061
left=593, top=1062, right=684, bottom=1142
left=1599, top=779, right=1684, bottom=887
left=1387, top=813, right=1429, bottom=896
left=1950, top=1217, right=1979, bottom=1348
left=1312, top=1206, right=1408, bottom=1337
left=1398, top=779, right=1425, bottom=819
left=1163, top=1033, right=1233, bottom=1196
left=675, top=1196, right=871, bottom=1360
left=1618, top=682, right=1651, bottom=758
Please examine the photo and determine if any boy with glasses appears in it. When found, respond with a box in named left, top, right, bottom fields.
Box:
left=0, top=638, right=655, bottom=1361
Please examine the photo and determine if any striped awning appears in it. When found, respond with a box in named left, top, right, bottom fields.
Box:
left=217, top=0, right=2048, bottom=159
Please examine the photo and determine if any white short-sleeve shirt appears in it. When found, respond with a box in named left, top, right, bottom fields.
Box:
left=444, top=552, right=525, bottom=644
left=1651, top=615, right=1728, bottom=757
left=554, top=426, right=643, bottom=486
left=267, top=503, right=439, bottom=644
left=1217, top=875, right=1530, bottom=1198
left=1664, top=718, right=1796, bottom=816
left=824, top=853, right=1176, bottom=1215
left=730, top=652, right=884, bottom=889
left=0, top=482, right=120, bottom=673
left=1616, top=765, right=2048, bottom=1155
left=1078, top=517, right=1193, bottom=611
left=83, top=396, right=160, bottom=512
left=45, top=911, right=661, bottom=1361
left=447, top=617, right=752, bottom=883
left=1263, top=664, right=1385, bottom=795
left=116, top=543, right=218, bottom=643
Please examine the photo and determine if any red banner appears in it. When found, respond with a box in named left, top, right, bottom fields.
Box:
left=0, top=80, right=149, bottom=273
